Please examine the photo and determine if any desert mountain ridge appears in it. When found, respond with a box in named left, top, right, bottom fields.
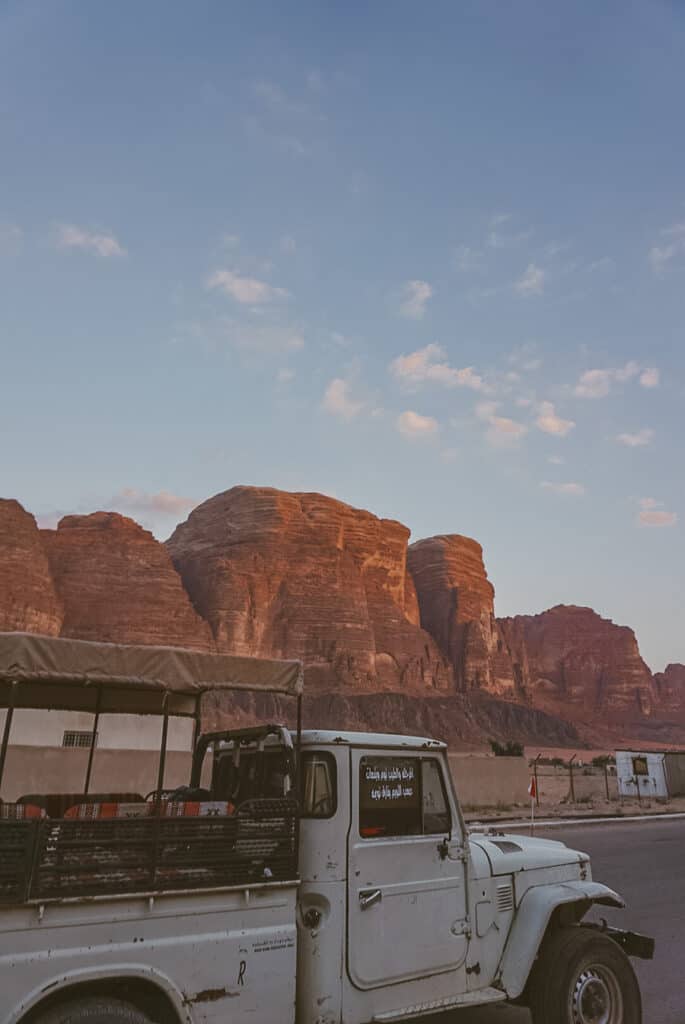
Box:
left=1, top=486, right=683, bottom=750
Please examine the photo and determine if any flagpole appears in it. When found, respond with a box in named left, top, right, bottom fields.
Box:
left=528, top=768, right=537, bottom=835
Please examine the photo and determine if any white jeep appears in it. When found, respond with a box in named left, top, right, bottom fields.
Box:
left=0, top=633, right=653, bottom=1024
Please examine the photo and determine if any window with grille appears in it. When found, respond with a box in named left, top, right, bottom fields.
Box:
left=62, top=730, right=97, bottom=749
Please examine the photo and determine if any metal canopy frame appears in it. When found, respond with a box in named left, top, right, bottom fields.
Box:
left=0, top=633, right=303, bottom=803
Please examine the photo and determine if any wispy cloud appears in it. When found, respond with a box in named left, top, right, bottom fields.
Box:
left=543, top=240, right=571, bottom=258
left=616, top=428, right=654, bottom=447
left=574, top=361, right=644, bottom=398
left=228, top=322, right=304, bottom=353
left=109, top=488, right=197, bottom=519
left=276, top=367, right=295, bottom=384
left=56, top=223, right=126, bottom=258
left=322, top=378, right=363, bottom=420
left=253, top=80, right=314, bottom=118
left=243, top=114, right=310, bottom=157
left=639, top=367, right=659, bottom=388
left=207, top=269, right=289, bottom=304
left=486, top=416, right=528, bottom=447
left=396, top=410, right=439, bottom=439
left=399, top=280, right=433, bottom=319
left=306, top=69, right=324, bottom=92
left=541, top=481, right=585, bottom=496
left=586, top=256, right=614, bottom=274
left=453, top=245, right=483, bottom=272
left=488, top=226, right=531, bottom=249
left=648, top=221, right=685, bottom=274
left=390, top=344, right=485, bottom=391
left=548, top=455, right=565, bottom=465
left=476, top=401, right=528, bottom=447
left=536, top=400, right=575, bottom=437
left=515, top=263, right=545, bottom=296
left=637, top=497, right=677, bottom=528
left=509, top=344, right=542, bottom=372
left=0, top=224, right=22, bottom=247
left=279, top=235, right=297, bottom=254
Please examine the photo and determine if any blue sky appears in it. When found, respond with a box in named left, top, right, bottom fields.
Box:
left=1, top=1, right=683, bottom=670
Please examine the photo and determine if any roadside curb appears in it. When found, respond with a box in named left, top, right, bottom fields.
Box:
left=468, top=811, right=685, bottom=830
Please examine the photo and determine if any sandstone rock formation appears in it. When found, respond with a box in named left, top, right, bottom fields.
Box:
left=654, top=664, right=685, bottom=712
left=167, top=487, right=452, bottom=693
left=42, top=512, right=214, bottom=651
left=0, top=499, right=63, bottom=635
left=497, top=605, right=657, bottom=715
left=1, top=485, right=681, bottom=747
left=407, top=535, right=503, bottom=693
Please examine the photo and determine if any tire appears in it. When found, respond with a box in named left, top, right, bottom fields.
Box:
left=35, top=997, right=152, bottom=1024
left=528, top=926, right=641, bottom=1024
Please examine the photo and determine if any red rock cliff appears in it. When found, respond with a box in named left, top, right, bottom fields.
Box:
left=0, top=499, right=63, bottom=635
left=42, top=512, right=214, bottom=650
left=166, top=487, right=451, bottom=692
left=497, top=605, right=657, bottom=715
left=407, top=535, right=509, bottom=694
left=654, top=664, right=685, bottom=712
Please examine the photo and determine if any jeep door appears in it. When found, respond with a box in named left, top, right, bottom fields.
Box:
left=346, top=750, right=469, bottom=990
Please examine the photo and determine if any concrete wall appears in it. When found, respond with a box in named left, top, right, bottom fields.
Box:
left=0, top=746, right=196, bottom=802
left=448, top=754, right=530, bottom=809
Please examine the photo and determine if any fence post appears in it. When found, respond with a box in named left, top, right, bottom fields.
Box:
left=534, top=754, right=541, bottom=809
left=568, top=754, right=577, bottom=804
left=604, top=764, right=610, bottom=801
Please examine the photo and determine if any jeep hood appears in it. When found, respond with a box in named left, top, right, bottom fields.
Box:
left=469, top=831, right=589, bottom=876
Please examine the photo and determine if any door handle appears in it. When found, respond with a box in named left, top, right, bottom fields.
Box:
left=359, top=889, right=382, bottom=910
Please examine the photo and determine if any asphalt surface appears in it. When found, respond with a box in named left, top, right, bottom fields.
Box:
left=425, top=818, right=684, bottom=1024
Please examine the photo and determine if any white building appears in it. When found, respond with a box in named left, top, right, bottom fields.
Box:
left=615, top=749, right=685, bottom=800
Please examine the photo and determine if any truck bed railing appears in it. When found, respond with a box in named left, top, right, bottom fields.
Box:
left=0, top=797, right=298, bottom=904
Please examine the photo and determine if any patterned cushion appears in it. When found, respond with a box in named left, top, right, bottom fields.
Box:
left=64, top=802, right=151, bottom=820
left=161, top=800, right=235, bottom=818
left=0, top=802, right=46, bottom=819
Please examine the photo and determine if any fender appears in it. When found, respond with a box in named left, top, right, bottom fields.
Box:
left=6, top=963, right=189, bottom=1024
left=496, top=880, right=624, bottom=998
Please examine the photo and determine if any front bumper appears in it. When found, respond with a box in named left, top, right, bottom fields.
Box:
left=585, top=920, right=655, bottom=960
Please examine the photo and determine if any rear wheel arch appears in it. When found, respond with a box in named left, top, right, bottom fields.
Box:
left=20, top=978, right=184, bottom=1024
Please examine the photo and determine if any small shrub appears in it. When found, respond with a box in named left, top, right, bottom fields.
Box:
left=490, top=739, right=524, bottom=757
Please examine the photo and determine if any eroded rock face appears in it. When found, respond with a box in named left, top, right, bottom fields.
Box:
left=0, top=499, right=63, bottom=635
left=407, top=535, right=505, bottom=693
left=654, top=664, right=685, bottom=712
left=497, top=605, right=657, bottom=715
left=166, top=487, right=452, bottom=692
left=42, top=512, right=214, bottom=650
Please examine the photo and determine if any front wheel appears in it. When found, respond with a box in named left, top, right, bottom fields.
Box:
left=528, top=926, right=641, bottom=1024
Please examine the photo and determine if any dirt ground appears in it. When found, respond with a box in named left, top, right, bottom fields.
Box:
left=463, top=793, right=685, bottom=823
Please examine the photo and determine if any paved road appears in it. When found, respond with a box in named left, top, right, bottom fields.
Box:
left=424, top=818, right=683, bottom=1024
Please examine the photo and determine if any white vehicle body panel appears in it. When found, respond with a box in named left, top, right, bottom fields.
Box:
left=0, top=883, right=297, bottom=1024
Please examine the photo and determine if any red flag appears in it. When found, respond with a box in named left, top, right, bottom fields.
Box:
left=528, top=776, right=537, bottom=799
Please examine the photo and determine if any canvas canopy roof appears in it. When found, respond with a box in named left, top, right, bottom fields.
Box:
left=0, top=633, right=303, bottom=717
